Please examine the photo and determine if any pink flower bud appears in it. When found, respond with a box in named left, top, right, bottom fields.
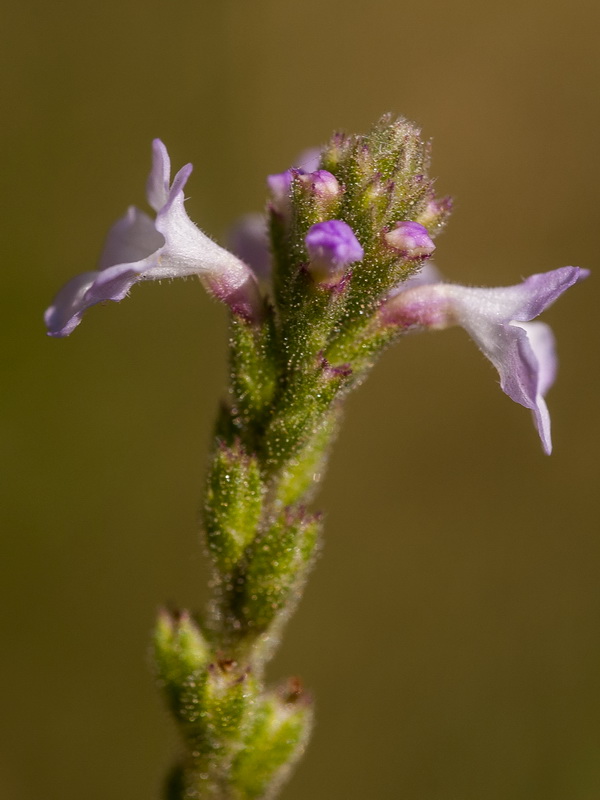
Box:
left=384, top=221, right=435, bottom=259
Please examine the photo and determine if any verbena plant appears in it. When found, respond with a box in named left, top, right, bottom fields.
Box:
left=46, top=115, right=587, bottom=799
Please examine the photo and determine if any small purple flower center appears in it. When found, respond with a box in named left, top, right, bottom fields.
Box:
left=304, top=220, right=364, bottom=282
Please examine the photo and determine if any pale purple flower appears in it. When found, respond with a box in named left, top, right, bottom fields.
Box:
left=304, top=220, right=364, bottom=284
left=228, top=213, right=271, bottom=281
left=384, top=221, right=435, bottom=259
left=45, top=140, right=262, bottom=337
left=295, top=148, right=321, bottom=173
left=380, top=266, right=589, bottom=453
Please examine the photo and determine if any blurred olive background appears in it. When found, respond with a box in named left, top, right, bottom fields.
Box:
left=2, top=1, right=600, bottom=798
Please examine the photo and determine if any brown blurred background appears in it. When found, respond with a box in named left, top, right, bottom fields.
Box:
left=2, top=1, right=600, bottom=798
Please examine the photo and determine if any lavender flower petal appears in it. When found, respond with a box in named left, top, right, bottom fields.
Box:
left=267, top=170, right=294, bottom=216
left=519, top=321, right=556, bottom=397
left=44, top=272, right=107, bottom=338
left=228, top=213, right=271, bottom=282
left=509, top=321, right=555, bottom=453
left=295, top=147, right=321, bottom=172
left=146, top=139, right=171, bottom=212
left=98, top=206, right=164, bottom=269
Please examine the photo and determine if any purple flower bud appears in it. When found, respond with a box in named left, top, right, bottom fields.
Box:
left=268, top=167, right=340, bottom=220
left=45, top=140, right=262, bottom=336
left=299, top=169, right=342, bottom=218
left=267, top=148, right=320, bottom=216
left=298, top=169, right=340, bottom=200
left=384, top=221, right=436, bottom=259
left=380, top=265, right=589, bottom=453
left=304, top=220, right=364, bottom=284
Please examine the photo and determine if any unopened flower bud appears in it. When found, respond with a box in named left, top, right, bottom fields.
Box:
left=266, top=149, right=320, bottom=217
left=267, top=170, right=294, bottom=216
left=384, top=221, right=435, bottom=259
left=297, top=169, right=341, bottom=217
left=305, top=220, right=364, bottom=284
left=268, top=167, right=341, bottom=223
left=298, top=169, right=340, bottom=199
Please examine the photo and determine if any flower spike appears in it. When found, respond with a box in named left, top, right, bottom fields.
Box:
left=45, top=140, right=262, bottom=337
left=45, top=117, right=590, bottom=800
left=380, top=266, right=590, bottom=454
